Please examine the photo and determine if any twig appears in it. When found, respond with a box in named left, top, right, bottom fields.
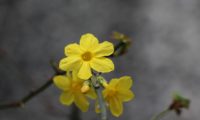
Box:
left=69, top=104, right=81, bottom=120
left=0, top=78, right=53, bottom=109
left=0, top=62, right=65, bottom=110
left=151, top=109, right=170, bottom=120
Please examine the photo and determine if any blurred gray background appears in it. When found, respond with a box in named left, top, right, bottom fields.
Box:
left=0, top=0, right=200, bottom=120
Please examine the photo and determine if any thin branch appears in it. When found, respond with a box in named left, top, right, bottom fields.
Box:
left=151, top=109, right=170, bottom=120
left=0, top=78, right=53, bottom=109
left=0, top=62, right=65, bottom=110
left=69, top=104, right=81, bottom=120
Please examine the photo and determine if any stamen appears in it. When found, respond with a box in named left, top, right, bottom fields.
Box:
left=82, top=52, right=92, bottom=61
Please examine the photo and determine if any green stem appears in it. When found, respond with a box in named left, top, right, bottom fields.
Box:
left=151, top=109, right=170, bottom=120
left=114, top=41, right=124, bottom=51
left=109, top=41, right=125, bottom=57
left=96, top=88, right=107, bottom=120
left=91, top=75, right=107, bottom=120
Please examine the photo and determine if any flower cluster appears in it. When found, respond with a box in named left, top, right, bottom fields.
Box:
left=53, top=33, right=134, bottom=117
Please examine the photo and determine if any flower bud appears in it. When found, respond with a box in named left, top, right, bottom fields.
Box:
left=168, top=94, right=190, bottom=115
left=81, top=81, right=90, bottom=93
left=97, top=76, right=108, bottom=87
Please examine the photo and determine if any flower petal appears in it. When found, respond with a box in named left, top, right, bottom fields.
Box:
left=70, top=71, right=84, bottom=83
left=109, top=97, right=123, bottom=117
left=80, top=33, right=99, bottom=50
left=65, top=43, right=82, bottom=56
left=59, top=92, right=74, bottom=105
left=78, top=62, right=92, bottom=79
left=53, top=76, right=70, bottom=91
left=118, top=89, right=135, bottom=102
left=90, top=57, right=114, bottom=73
left=109, top=78, right=119, bottom=88
left=117, top=76, right=133, bottom=90
left=59, top=57, right=82, bottom=71
left=86, top=87, right=97, bottom=99
left=74, top=93, right=89, bottom=112
left=94, top=41, right=114, bottom=57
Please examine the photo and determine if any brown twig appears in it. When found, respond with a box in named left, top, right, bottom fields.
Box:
left=0, top=62, right=65, bottom=110
left=0, top=78, right=53, bottom=109
left=69, top=104, right=81, bottom=120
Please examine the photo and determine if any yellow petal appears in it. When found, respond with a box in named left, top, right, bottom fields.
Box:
left=74, top=93, right=89, bottom=112
left=79, top=33, right=99, bottom=51
left=94, top=41, right=114, bottom=57
left=65, top=43, right=82, bottom=56
left=117, top=76, right=133, bottom=90
left=118, top=89, right=135, bottom=102
left=86, top=87, right=97, bottom=99
left=90, top=57, right=114, bottom=73
left=71, top=70, right=82, bottom=82
left=102, top=89, right=108, bottom=97
left=78, top=62, right=92, bottom=79
left=66, top=71, right=73, bottom=79
left=109, top=78, right=119, bottom=88
left=59, top=57, right=82, bottom=71
left=109, top=97, right=123, bottom=117
left=59, top=92, right=74, bottom=105
left=53, top=76, right=70, bottom=91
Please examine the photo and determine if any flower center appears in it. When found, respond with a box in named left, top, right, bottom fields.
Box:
left=82, top=52, right=92, bottom=61
left=107, top=88, right=117, bottom=97
left=72, top=82, right=82, bottom=92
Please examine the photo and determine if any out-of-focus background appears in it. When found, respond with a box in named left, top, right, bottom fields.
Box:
left=0, top=0, right=200, bottom=120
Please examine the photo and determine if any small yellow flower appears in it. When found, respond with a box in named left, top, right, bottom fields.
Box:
left=59, top=33, right=114, bottom=79
left=103, top=76, right=135, bottom=117
left=53, top=72, right=96, bottom=112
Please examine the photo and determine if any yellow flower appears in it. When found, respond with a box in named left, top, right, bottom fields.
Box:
left=53, top=72, right=96, bottom=112
left=59, top=33, right=114, bottom=79
left=102, top=76, right=135, bottom=117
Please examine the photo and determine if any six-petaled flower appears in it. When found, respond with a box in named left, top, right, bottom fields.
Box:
left=53, top=72, right=96, bottom=112
left=102, top=76, right=135, bottom=117
left=59, top=33, right=114, bottom=80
